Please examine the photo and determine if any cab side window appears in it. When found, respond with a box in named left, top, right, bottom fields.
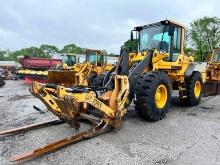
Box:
left=213, top=51, right=220, bottom=62
left=172, top=27, right=181, bottom=61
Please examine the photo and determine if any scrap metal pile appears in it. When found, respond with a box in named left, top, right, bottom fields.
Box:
left=0, top=77, right=5, bottom=87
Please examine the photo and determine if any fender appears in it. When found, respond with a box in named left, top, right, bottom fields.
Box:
left=184, top=63, right=196, bottom=77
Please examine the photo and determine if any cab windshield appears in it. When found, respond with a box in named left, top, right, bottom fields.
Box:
left=87, top=50, right=104, bottom=66
left=213, top=50, right=220, bottom=62
left=62, top=55, right=76, bottom=66
left=88, top=54, right=97, bottom=64
left=139, top=24, right=170, bottom=52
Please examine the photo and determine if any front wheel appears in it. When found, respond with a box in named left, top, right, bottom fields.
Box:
left=134, top=71, right=172, bottom=122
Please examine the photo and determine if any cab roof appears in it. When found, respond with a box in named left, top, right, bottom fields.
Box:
left=134, top=20, right=185, bottom=31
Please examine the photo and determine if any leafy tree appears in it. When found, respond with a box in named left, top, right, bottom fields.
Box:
left=190, top=17, right=220, bottom=61
left=0, top=50, right=14, bottom=61
left=123, top=39, right=138, bottom=53
left=185, top=47, right=195, bottom=55
left=40, top=44, right=59, bottom=56
left=108, top=53, right=115, bottom=56
left=101, top=49, right=108, bottom=56
left=0, top=51, right=6, bottom=61
left=23, top=47, right=45, bottom=57
left=9, top=47, right=49, bottom=60
left=60, top=44, right=86, bottom=54
left=184, top=47, right=202, bottom=61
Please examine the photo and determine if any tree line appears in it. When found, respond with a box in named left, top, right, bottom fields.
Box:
left=124, top=16, right=220, bottom=62
left=0, top=44, right=109, bottom=61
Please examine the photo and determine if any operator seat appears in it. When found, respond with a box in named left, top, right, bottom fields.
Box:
left=160, top=41, right=169, bottom=53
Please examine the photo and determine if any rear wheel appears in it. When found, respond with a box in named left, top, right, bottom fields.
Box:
left=134, top=71, right=171, bottom=121
left=179, top=71, right=202, bottom=106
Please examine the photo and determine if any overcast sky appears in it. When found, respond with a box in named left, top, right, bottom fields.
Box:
left=0, top=0, right=219, bottom=54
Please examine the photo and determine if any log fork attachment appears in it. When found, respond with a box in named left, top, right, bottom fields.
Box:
left=0, top=75, right=129, bottom=162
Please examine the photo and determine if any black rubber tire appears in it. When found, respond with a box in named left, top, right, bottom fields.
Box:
left=179, top=71, right=203, bottom=106
left=92, top=73, right=106, bottom=87
left=134, top=71, right=171, bottom=122
left=0, top=77, right=6, bottom=87
left=87, top=74, right=97, bottom=86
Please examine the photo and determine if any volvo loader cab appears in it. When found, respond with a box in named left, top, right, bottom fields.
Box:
left=130, top=20, right=185, bottom=62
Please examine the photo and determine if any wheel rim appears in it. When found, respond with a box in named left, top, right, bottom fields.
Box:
left=155, top=84, right=168, bottom=109
left=194, top=81, right=201, bottom=97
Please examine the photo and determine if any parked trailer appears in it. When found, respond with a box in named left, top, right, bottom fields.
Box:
left=20, top=56, right=62, bottom=71
left=18, top=56, right=62, bottom=84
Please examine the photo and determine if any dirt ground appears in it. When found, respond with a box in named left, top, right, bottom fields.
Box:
left=0, top=80, right=220, bottom=165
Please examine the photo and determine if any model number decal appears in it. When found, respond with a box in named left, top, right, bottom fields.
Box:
left=85, top=94, right=102, bottom=108
left=92, top=99, right=102, bottom=108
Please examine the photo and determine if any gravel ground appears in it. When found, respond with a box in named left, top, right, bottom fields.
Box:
left=0, top=80, right=220, bottom=165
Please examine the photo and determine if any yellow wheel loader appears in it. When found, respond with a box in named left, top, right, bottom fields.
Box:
left=47, top=49, right=115, bottom=87
left=204, top=49, right=220, bottom=96
left=0, top=20, right=205, bottom=162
